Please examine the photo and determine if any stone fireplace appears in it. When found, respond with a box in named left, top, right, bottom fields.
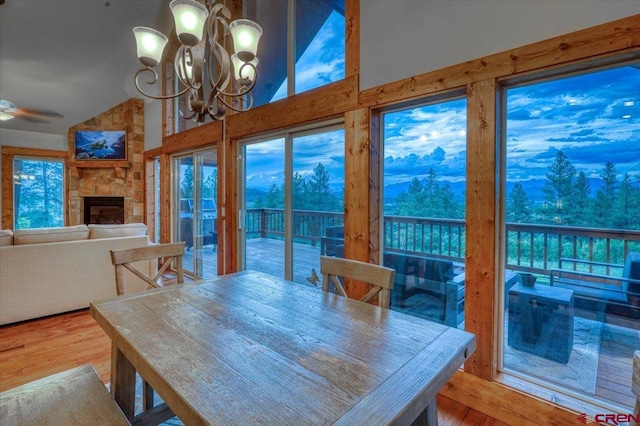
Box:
left=66, top=99, right=145, bottom=226
left=84, top=196, right=125, bottom=224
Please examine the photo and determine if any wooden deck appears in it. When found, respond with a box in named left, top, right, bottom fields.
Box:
left=186, top=237, right=639, bottom=411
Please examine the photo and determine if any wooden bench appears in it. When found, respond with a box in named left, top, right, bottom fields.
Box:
left=0, top=364, right=129, bottom=425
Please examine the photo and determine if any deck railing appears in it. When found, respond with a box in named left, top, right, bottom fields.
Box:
left=245, top=208, right=640, bottom=276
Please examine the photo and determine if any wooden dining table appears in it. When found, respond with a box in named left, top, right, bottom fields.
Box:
left=90, top=270, right=475, bottom=425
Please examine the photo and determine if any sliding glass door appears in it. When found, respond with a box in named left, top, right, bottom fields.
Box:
left=240, top=124, right=344, bottom=283
left=174, top=150, right=218, bottom=279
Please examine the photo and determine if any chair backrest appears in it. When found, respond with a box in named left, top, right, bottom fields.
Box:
left=110, top=242, right=186, bottom=295
left=622, top=252, right=640, bottom=295
left=320, top=255, right=395, bottom=308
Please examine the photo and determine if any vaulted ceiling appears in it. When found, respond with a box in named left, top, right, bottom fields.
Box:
left=0, top=0, right=171, bottom=136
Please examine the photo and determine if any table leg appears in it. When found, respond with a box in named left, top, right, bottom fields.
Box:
left=110, top=343, right=136, bottom=422
left=411, top=397, right=438, bottom=426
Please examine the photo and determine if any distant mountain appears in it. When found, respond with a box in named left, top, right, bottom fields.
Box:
left=383, top=178, right=605, bottom=203
left=383, top=180, right=466, bottom=202
left=506, top=178, right=603, bottom=202
left=249, top=176, right=611, bottom=206
left=245, top=188, right=267, bottom=206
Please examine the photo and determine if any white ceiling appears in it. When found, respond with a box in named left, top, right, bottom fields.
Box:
left=0, top=0, right=172, bottom=136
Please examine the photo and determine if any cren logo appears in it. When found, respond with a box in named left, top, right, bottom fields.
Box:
left=577, top=413, right=595, bottom=424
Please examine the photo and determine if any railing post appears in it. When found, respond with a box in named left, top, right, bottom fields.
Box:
left=260, top=209, right=266, bottom=238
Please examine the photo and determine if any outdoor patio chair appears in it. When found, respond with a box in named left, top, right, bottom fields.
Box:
left=383, top=252, right=464, bottom=326
left=321, top=225, right=344, bottom=258
left=550, top=252, right=640, bottom=320
left=320, top=256, right=395, bottom=308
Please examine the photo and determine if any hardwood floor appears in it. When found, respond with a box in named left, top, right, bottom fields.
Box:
left=0, top=309, right=507, bottom=425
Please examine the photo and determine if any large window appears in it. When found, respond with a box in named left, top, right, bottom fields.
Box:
left=382, top=96, right=468, bottom=328
left=241, top=124, right=344, bottom=284
left=501, top=62, right=640, bottom=410
left=245, top=0, right=345, bottom=106
left=13, top=158, right=64, bottom=229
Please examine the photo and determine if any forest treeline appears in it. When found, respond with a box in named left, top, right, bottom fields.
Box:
left=252, top=150, right=640, bottom=230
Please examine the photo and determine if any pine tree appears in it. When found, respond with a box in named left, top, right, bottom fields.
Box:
left=265, top=183, right=283, bottom=208
left=571, top=171, right=591, bottom=225
left=592, top=162, right=618, bottom=227
left=612, top=173, right=640, bottom=229
left=307, top=163, right=339, bottom=212
left=541, top=150, right=576, bottom=224
left=508, top=183, right=533, bottom=223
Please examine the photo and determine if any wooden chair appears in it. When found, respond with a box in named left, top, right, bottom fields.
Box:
left=110, top=242, right=186, bottom=296
left=320, top=255, right=395, bottom=308
left=633, top=350, right=640, bottom=426
left=110, top=241, right=185, bottom=420
left=0, top=364, right=129, bottom=425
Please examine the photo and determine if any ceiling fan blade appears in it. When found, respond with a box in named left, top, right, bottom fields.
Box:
left=13, top=108, right=64, bottom=123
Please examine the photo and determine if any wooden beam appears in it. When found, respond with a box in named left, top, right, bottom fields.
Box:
left=359, top=14, right=640, bottom=108
left=464, top=79, right=496, bottom=380
left=345, top=0, right=360, bottom=80
left=159, top=153, right=171, bottom=244
left=344, top=108, right=371, bottom=300
left=162, top=121, right=223, bottom=154
left=226, top=75, right=359, bottom=140
left=1, top=146, right=67, bottom=158
left=441, top=371, right=581, bottom=426
left=224, top=135, right=240, bottom=274
left=144, top=146, right=163, bottom=159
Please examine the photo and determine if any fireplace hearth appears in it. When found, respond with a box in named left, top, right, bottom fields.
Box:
left=83, top=197, right=125, bottom=224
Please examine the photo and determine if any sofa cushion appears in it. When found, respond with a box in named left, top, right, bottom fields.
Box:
left=0, top=229, right=13, bottom=246
left=89, top=223, right=147, bottom=239
left=13, top=225, right=90, bottom=245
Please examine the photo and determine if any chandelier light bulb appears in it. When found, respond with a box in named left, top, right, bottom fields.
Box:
left=170, top=0, right=209, bottom=47
left=229, top=19, right=263, bottom=62
left=133, top=27, right=169, bottom=67
left=181, top=12, right=198, bottom=30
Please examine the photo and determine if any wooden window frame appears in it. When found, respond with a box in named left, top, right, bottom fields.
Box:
left=1, top=146, right=68, bottom=229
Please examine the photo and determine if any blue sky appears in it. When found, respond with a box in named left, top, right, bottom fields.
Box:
left=271, top=10, right=346, bottom=101
left=245, top=129, right=345, bottom=191
left=383, top=64, right=640, bottom=187
left=505, top=65, right=640, bottom=183
left=245, top=11, right=639, bottom=195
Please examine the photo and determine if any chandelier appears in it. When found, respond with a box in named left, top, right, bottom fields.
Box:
left=133, top=0, right=263, bottom=122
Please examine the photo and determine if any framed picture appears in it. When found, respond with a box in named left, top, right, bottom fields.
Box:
left=74, top=130, right=126, bottom=161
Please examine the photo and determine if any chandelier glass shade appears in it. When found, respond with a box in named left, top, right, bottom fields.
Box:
left=133, top=0, right=263, bottom=122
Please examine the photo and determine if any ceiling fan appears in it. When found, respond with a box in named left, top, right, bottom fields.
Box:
left=0, top=99, right=64, bottom=123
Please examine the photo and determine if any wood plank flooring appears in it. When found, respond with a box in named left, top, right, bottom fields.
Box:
left=0, top=309, right=507, bottom=425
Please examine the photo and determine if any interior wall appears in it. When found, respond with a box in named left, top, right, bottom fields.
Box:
left=143, top=99, right=163, bottom=151
left=360, top=0, right=640, bottom=90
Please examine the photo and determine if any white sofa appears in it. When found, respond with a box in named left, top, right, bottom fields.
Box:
left=0, top=223, right=152, bottom=325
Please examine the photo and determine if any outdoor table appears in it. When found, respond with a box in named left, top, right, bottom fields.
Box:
left=91, top=270, right=475, bottom=425
left=508, top=282, right=574, bottom=363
